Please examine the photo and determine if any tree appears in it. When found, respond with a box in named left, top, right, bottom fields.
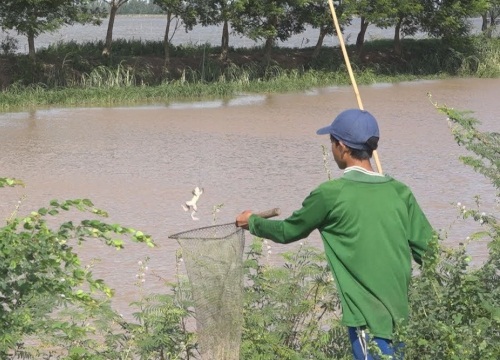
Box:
left=194, top=0, right=239, bottom=62
left=364, top=0, right=423, bottom=56
left=0, top=0, right=105, bottom=60
left=153, top=0, right=197, bottom=68
left=232, top=0, right=308, bottom=66
left=388, top=0, right=422, bottom=55
left=299, top=0, right=352, bottom=60
left=419, top=0, right=489, bottom=41
left=102, top=0, right=130, bottom=56
left=481, top=0, right=500, bottom=37
left=351, top=0, right=395, bottom=52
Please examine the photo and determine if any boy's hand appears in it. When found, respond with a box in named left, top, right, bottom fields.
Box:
left=236, top=210, right=253, bottom=230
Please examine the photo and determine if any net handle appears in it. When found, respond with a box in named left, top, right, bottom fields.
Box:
left=255, top=208, right=281, bottom=219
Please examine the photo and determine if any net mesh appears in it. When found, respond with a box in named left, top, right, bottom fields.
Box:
left=169, top=223, right=245, bottom=360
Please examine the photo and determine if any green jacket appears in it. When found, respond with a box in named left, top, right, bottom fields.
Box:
left=249, top=168, right=433, bottom=339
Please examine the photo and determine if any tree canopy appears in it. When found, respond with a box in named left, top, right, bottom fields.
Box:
left=0, top=0, right=495, bottom=61
left=0, top=0, right=105, bottom=59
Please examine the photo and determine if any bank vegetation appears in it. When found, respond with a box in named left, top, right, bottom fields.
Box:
left=0, top=1, right=500, bottom=111
left=0, top=35, right=499, bottom=112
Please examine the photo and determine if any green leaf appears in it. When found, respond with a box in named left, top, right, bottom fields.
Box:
left=82, top=199, right=93, bottom=207
left=111, top=239, right=124, bottom=248
left=452, top=314, right=463, bottom=324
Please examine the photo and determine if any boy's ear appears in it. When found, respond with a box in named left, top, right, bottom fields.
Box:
left=338, top=141, right=351, bottom=156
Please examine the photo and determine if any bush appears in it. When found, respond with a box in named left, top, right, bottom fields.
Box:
left=394, top=100, right=500, bottom=359
left=0, top=179, right=154, bottom=358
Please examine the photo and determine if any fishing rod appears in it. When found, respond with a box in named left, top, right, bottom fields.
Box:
left=327, top=0, right=383, bottom=174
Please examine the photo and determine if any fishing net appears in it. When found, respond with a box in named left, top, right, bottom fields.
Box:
left=169, top=223, right=245, bottom=360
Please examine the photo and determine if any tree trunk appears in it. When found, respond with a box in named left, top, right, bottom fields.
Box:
left=220, top=19, right=229, bottom=62
left=311, top=26, right=328, bottom=59
left=163, top=13, right=172, bottom=69
left=28, top=32, right=36, bottom=61
left=263, top=16, right=278, bottom=66
left=481, top=12, right=488, bottom=32
left=393, top=18, right=402, bottom=56
left=102, top=4, right=119, bottom=56
left=263, top=37, right=274, bottom=66
left=356, top=17, right=369, bottom=52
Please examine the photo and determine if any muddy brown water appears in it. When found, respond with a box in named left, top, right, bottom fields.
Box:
left=0, top=78, right=498, bottom=318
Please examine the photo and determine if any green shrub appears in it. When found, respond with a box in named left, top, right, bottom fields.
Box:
left=0, top=180, right=154, bottom=358
left=393, top=100, right=500, bottom=359
left=241, top=239, right=351, bottom=360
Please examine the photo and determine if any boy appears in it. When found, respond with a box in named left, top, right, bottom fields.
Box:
left=236, top=109, right=433, bottom=359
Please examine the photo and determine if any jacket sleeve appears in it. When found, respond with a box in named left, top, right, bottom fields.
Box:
left=407, top=193, right=434, bottom=265
left=248, top=186, right=329, bottom=244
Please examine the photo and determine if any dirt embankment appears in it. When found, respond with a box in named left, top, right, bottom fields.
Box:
left=0, top=45, right=403, bottom=89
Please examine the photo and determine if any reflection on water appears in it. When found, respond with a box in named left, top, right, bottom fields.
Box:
left=168, top=94, right=267, bottom=109
left=0, top=78, right=498, bottom=318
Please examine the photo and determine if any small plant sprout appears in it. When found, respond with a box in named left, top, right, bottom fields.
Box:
left=212, top=203, right=224, bottom=224
left=175, top=248, right=184, bottom=274
left=135, top=257, right=150, bottom=287
left=321, top=144, right=332, bottom=180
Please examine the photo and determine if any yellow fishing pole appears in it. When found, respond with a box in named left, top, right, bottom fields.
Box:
left=327, top=0, right=383, bottom=174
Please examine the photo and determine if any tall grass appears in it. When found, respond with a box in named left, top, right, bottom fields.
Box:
left=457, top=37, right=500, bottom=77
left=80, top=64, right=137, bottom=88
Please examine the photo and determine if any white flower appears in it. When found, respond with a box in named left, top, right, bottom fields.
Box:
left=481, top=212, right=486, bottom=217
left=138, top=261, right=143, bottom=266
left=480, top=219, right=484, bottom=224
left=457, top=202, right=462, bottom=207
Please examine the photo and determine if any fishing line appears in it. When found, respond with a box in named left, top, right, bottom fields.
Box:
left=327, top=0, right=383, bottom=174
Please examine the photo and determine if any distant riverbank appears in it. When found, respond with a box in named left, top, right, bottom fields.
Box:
left=0, top=33, right=499, bottom=112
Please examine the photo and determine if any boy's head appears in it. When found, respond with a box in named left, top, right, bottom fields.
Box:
left=316, top=109, right=380, bottom=152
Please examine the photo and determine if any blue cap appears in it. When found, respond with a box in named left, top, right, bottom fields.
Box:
left=316, top=109, right=380, bottom=150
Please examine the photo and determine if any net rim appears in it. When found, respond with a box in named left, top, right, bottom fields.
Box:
left=168, top=222, right=242, bottom=240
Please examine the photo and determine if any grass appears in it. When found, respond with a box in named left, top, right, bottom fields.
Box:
left=0, top=70, right=440, bottom=112
left=0, top=36, right=498, bottom=112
